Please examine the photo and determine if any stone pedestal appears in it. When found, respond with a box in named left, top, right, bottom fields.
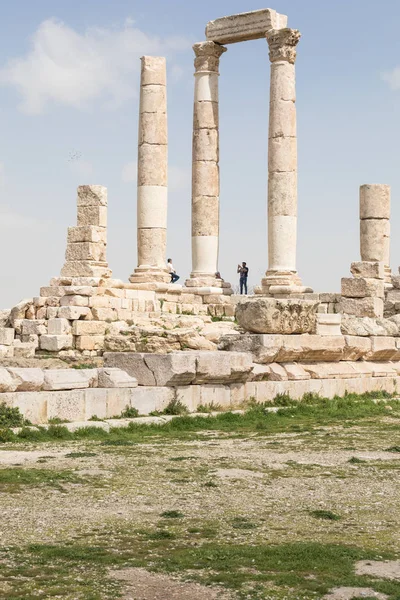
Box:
left=260, top=28, right=312, bottom=297
left=359, top=184, right=391, bottom=286
left=130, top=56, right=169, bottom=284
left=61, top=185, right=111, bottom=279
left=186, top=42, right=231, bottom=290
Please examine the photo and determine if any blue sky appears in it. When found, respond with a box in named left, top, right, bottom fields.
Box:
left=1, top=0, right=400, bottom=307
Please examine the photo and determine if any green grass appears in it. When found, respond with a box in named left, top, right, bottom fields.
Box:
left=0, top=468, right=86, bottom=492
left=348, top=456, right=367, bottom=464
left=0, top=402, right=28, bottom=427
left=309, top=510, right=341, bottom=521
left=160, top=510, right=184, bottom=519
left=65, top=452, right=97, bottom=458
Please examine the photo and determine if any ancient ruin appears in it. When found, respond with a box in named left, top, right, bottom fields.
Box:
left=1, top=8, right=400, bottom=424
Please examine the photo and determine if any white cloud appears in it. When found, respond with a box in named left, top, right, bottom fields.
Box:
left=0, top=18, right=188, bottom=114
left=122, top=161, right=137, bottom=183
left=0, top=205, right=43, bottom=229
left=169, top=165, right=190, bottom=191
left=382, top=67, right=400, bottom=89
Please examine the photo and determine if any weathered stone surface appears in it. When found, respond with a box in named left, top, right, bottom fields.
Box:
left=316, top=314, right=342, bottom=336
left=360, top=184, right=390, bottom=220
left=283, top=363, right=311, bottom=380
left=144, top=353, right=197, bottom=386
left=13, top=342, right=36, bottom=358
left=8, top=299, right=33, bottom=327
left=57, top=306, right=91, bottom=320
left=340, top=297, right=383, bottom=318
left=350, top=261, right=385, bottom=279
left=267, top=363, right=287, bottom=381
left=342, top=336, right=372, bottom=360
left=47, top=318, right=71, bottom=335
left=60, top=295, right=89, bottom=307
left=77, top=206, right=107, bottom=228
left=65, top=242, right=106, bottom=263
left=61, top=261, right=111, bottom=278
left=276, top=335, right=345, bottom=362
left=72, top=321, right=107, bottom=336
left=77, top=185, right=107, bottom=207
left=0, top=328, right=14, bottom=346
left=206, top=9, right=287, bottom=44
left=104, top=352, right=156, bottom=386
left=341, top=277, right=384, bottom=298
left=228, top=352, right=254, bottom=382
left=360, top=219, right=389, bottom=262
left=21, top=319, right=47, bottom=336
left=236, top=298, right=318, bottom=334
left=7, top=368, right=44, bottom=391
left=194, top=352, right=231, bottom=384
left=137, top=144, right=167, bottom=187
left=40, top=335, right=73, bottom=352
left=0, top=368, right=17, bottom=392
left=43, top=369, right=98, bottom=391
left=131, top=386, right=174, bottom=415
left=75, top=336, right=105, bottom=351
left=97, top=368, right=138, bottom=388
left=302, top=362, right=360, bottom=380
left=140, top=56, right=166, bottom=86
left=68, top=226, right=107, bottom=244
left=248, top=364, right=271, bottom=381
left=366, top=337, right=397, bottom=361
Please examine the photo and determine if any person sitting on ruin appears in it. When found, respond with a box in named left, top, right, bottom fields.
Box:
left=167, top=258, right=180, bottom=283
left=237, top=262, right=249, bottom=294
left=215, top=271, right=224, bottom=281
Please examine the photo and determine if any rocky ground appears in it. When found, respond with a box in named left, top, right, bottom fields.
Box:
left=0, top=400, right=400, bottom=599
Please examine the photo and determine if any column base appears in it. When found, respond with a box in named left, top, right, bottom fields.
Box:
left=185, top=274, right=232, bottom=291
left=258, top=271, right=313, bottom=297
left=129, top=266, right=170, bottom=284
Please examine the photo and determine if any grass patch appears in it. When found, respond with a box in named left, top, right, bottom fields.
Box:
left=160, top=510, right=184, bottom=519
left=231, top=516, right=258, bottom=529
left=65, top=452, right=97, bottom=458
left=163, top=398, right=188, bottom=416
left=0, top=467, right=86, bottom=492
left=120, top=405, right=139, bottom=418
left=309, top=509, right=341, bottom=521
left=386, top=446, right=400, bottom=453
left=348, top=456, right=366, bottom=464
left=0, top=402, right=28, bottom=427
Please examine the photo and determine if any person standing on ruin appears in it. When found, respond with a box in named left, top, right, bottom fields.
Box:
left=237, top=262, right=249, bottom=294
left=167, top=258, right=180, bottom=283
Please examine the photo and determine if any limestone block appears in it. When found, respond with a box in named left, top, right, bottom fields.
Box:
left=137, top=228, right=166, bottom=269
left=0, top=309, right=10, bottom=326
left=97, top=368, right=138, bottom=388
left=77, top=185, right=107, bottom=207
left=366, top=337, right=397, bottom=361
left=268, top=172, right=297, bottom=217
left=47, top=318, right=71, bottom=335
left=193, top=129, right=218, bottom=162
left=104, top=352, right=156, bottom=385
left=75, top=336, right=105, bottom=351
left=130, top=386, right=174, bottom=415
left=174, top=386, right=201, bottom=412
left=0, top=345, right=14, bottom=358
left=0, top=368, right=17, bottom=392
left=83, top=388, right=108, bottom=420
left=140, top=84, right=166, bottom=113
left=137, top=185, right=167, bottom=229
left=363, top=362, right=397, bottom=377
left=76, top=205, right=107, bottom=228
left=138, top=143, right=167, bottom=186
left=192, top=197, right=219, bottom=236
left=360, top=219, right=390, bottom=262
left=319, top=293, right=341, bottom=303
left=267, top=363, right=288, bottom=381
left=302, top=362, right=359, bottom=380
left=43, top=369, right=97, bottom=391
left=236, top=297, right=318, bottom=334
left=228, top=352, right=254, bottom=382
left=283, top=363, right=310, bottom=380
left=340, top=297, right=383, bottom=318
left=8, top=299, right=33, bottom=327
left=21, top=334, right=39, bottom=347
left=192, top=161, right=219, bottom=196
left=7, top=368, right=44, bottom=391
left=65, top=242, right=106, bottom=263
left=268, top=136, right=297, bottom=174
left=21, top=319, right=46, bottom=336
left=360, top=184, right=390, bottom=220
left=40, top=287, right=65, bottom=298
left=61, top=260, right=111, bottom=278
left=350, top=261, right=385, bottom=279
left=68, top=226, right=107, bottom=244
left=269, top=98, right=296, bottom=139
left=342, top=336, right=371, bottom=360
left=141, top=56, right=166, bottom=86
left=341, top=277, right=384, bottom=298
left=248, top=364, right=271, bottom=381
left=144, top=353, right=197, bottom=386
left=0, top=328, right=14, bottom=346
left=316, top=314, right=342, bottom=336
left=91, top=307, right=117, bottom=321
left=139, top=111, right=167, bottom=145
left=40, top=335, right=73, bottom=351
left=104, top=388, right=134, bottom=418
left=60, top=295, right=89, bottom=307
left=47, top=390, right=86, bottom=422
left=58, top=306, right=91, bottom=320
left=198, top=385, right=231, bottom=408
left=276, top=335, right=345, bottom=362
left=72, top=321, right=107, bottom=336
left=206, top=8, right=287, bottom=44
left=13, top=343, right=36, bottom=358
left=386, top=289, right=400, bottom=305
left=64, top=286, right=96, bottom=297
left=194, top=352, right=231, bottom=384
left=36, top=308, right=47, bottom=320
left=194, top=101, right=218, bottom=130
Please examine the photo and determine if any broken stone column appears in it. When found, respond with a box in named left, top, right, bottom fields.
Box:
left=130, top=56, right=169, bottom=283
left=260, top=28, right=312, bottom=297
left=61, top=185, right=111, bottom=279
left=359, top=184, right=391, bottom=285
left=188, top=41, right=226, bottom=285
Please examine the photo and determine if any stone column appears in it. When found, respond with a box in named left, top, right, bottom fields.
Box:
left=188, top=41, right=226, bottom=285
left=260, top=28, right=312, bottom=296
left=130, top=56, right=169, bottom=283
left=360, top=184, right=391, bottom=285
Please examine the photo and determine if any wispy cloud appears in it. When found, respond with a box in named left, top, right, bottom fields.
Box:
left=0, top=18, right=189, bottom=114
left=382, top=67, right=400, bottom=89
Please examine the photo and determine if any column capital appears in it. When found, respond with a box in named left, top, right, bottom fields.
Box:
left=193, top=41, right=227, bottom=73
left=266, top=28, right=301, bottom=64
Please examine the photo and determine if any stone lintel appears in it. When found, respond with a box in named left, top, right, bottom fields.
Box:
left=205, top=9, right=288, bottom=44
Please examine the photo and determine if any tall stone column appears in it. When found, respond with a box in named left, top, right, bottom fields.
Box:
left=130, top=56, right=169, bottom=283
left=360, top=184, right=391, bottom=285
left=188, top=41, right=226, bottom=285
left=261, top=28, right=312, bottom=296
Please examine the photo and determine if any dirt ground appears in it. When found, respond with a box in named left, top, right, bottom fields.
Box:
left=0, top=412, right=400, bottom=599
